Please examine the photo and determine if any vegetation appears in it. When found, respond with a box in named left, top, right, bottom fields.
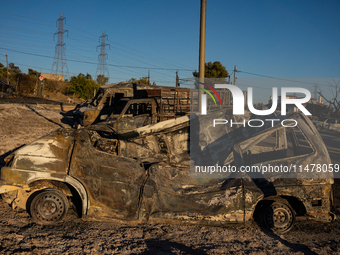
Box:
left=96, top=74, right=109, bottom=85
left=67, top=73, right=100, bottom=100
left=0, top=60, right=167, bottom=102
left=0, top=62, right=36, bottom=94
left=129, top=77, right=156, bottom=86
left=28, top=69, right=39, bottom=77
left=193, top=61, right=229, bottom=78
left=0, top=62, right=111, bottom=100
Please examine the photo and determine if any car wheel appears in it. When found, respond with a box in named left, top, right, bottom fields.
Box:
left=29, top=189, right=69, bottom=225
left=263, top=201, right=295, bottom=233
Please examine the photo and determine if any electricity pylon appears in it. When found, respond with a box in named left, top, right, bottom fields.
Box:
left=51, top=12, right=69, bottom=81
left=96, top=31, right=110, bottom=80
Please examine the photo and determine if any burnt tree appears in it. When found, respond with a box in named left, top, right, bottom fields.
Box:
left=319, top=80, right=340, bottom=117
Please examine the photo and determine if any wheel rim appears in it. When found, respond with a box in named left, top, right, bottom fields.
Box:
left=265, top=203, right=294, bottom=232
left=31, top=190, right=68, bottom=224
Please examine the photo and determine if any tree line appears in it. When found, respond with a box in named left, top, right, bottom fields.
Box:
left=0, top=61, right=163, bottom=100
left=0, top=62, right=110, bottom=100
left=0, top=60, right=232, bottom=101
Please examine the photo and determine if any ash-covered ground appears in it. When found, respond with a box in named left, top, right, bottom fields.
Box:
left=0, top=102, right=339, bottom=254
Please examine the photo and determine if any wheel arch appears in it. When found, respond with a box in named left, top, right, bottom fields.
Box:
left=253, top=195, right=307, bottom=221
left=26, top=176, right=88, bottom=217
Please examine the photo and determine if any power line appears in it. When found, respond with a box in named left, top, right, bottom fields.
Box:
left=108, top=45, right=193, bottom=73
left=63, top=17, right=193, bottom=72
left=65, top=24, right=98, bottom=39
left=0, top=24, right=52, bottom=36
left=0, top=11, right=208, bottom=83
left=0, top=11, right=55, bottom=23
left=14, top=62, right=50, bottom=72
left=1, top=11, right=193, bottom=77
left=236, top=82, right=272, bottom=90
left=58, top=23, right=165, bottom=74
left=67, top=22, right=189, bottom=75
left=0, top=47, right=194, bottom=71
left=0, top=16, right=55, bottom=28
left=0, top=33, right=55, bottom=45
left=237, top=70, right=319, bottom=86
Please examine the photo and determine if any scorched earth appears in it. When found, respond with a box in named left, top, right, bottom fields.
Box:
left=0, top=101, right=339, bottom=254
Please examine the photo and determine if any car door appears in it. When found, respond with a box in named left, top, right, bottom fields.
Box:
left=141, top=163, right=244, bottom=224
left=68, top=129, right=147, bottom=220
left=236, top=115, right=333, bottom=221
left=140, top=126, right=244, bottom=224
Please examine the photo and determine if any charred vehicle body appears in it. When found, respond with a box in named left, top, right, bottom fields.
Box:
left=72, top=82, right=129, bottom=127
left=320, top=118, right=340, bottom=132
left=0, top=111, right=335, bottom=232
left=72, top=82, right=190, bottom=128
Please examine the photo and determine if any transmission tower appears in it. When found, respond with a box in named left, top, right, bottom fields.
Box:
left=96, top=31, right=110, bottom=80
left=51, top=12, right=69, bottom=81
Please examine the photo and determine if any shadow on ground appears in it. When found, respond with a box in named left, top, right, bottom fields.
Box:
left=0, top=145, right=25, bottom=168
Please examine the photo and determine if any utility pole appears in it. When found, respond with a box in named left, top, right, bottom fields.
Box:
left=6, top=54, right=9, bottom=84
left=312, top=85, right=318, bottom=99
left=198, top=0, right=206, bottom=112
left=148, top=70, right=150, bottom=84
left=176, top=71, right=180, bottom=87
left=234, top=65, right=237, bottom=86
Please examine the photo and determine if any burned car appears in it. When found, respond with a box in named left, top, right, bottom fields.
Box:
left=72, top=83, right=127, bottom=127
left=96, top=97, right=159, bottom=132
left=72, top=82, right=190, bottom=128
left=319, top=118, right=340, bottom=132
left=101, top=90, right=189, bottom=132
left=0, top=112, right=335, bottom=232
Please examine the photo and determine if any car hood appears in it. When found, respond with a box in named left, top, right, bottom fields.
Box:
left=10, top=128, right=78, bottom=174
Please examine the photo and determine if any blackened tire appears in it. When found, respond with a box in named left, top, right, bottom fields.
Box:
left=263, top=201, right=295, bottom=233
left=29, top=189, right=69, bottom=225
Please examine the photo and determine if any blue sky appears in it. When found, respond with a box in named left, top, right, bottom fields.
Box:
left=0, top=0, right=339, bottom=103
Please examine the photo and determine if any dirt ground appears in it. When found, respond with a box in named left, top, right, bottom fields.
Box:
left=0, top=102, right=339, bottom=254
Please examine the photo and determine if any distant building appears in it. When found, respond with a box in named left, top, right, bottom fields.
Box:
left=40, top=73, right=64, bottom=81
